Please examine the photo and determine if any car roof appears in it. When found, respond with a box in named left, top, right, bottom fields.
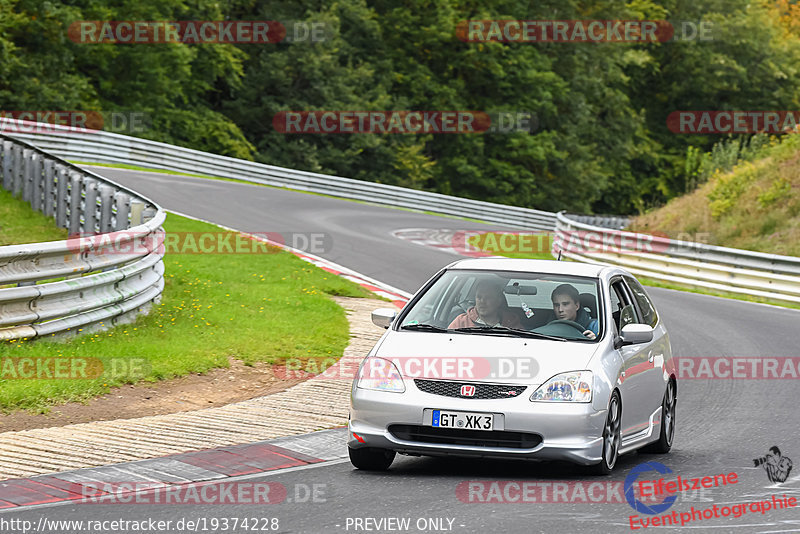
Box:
left=446, top=258, right=609, bottom=278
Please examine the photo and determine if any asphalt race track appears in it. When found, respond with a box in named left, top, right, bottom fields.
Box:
left=5, top=166, right=799, bottom=533
left=88, top=166, right=513, bottom=293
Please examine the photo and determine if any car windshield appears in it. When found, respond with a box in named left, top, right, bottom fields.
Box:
left=398, top=269, right=602, bottom=342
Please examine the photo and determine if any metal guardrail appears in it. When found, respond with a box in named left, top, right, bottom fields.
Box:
left=0, top=133, right=166, bottom=341
left=0, top=119, right=557, bottom=231
left=563, top=214, right=630, bottom=230
left=5, top=120, right=800, bottom=307
left=553, top=212, right=800, bottom=305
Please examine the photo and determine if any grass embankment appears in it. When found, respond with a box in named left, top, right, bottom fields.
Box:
left=630, top=135, right=800, bottom=257
left=623, top=135, right=800, bottom=309
left=0, top=195, right=372, bottom=412
left=0, top=188, right=69, bottom=245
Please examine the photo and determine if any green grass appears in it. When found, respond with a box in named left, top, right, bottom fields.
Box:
left=0, top=209, right=373, bottom=413
left=0, top=188, right=68, bottom=245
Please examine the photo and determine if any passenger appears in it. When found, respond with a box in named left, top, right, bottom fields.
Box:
left=551, top=284, right=599, bottom=340
left=448, top=280, right=522, bottom=329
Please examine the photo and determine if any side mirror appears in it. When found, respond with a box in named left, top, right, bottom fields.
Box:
left=619, top=324, right=654, bottom=346
left=371, top=308, right=397, bottom=329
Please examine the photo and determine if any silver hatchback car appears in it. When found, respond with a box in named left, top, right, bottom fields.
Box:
left=348, top=258, right=676, bottom=474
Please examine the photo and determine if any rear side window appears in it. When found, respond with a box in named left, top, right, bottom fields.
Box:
left=625, top=277, right=658, bottom=328
left=609, top=280, right=633, bottom=332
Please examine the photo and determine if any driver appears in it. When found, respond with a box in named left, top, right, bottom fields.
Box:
left=551, top=284, right=599, bottom=340
left=448, top=280, right=522, bottom=329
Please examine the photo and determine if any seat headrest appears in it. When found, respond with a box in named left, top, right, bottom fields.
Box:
left=579, top=293, right=597, bottom=319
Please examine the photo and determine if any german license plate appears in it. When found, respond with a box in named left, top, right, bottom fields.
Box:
left=431, top=410, right=493, bottom=431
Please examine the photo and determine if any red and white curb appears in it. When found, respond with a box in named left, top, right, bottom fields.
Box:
left=390, top=228, right=501, bottom=258
left=0, top=428, right=348, bottom=510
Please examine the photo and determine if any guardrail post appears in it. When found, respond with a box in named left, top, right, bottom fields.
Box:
left=82, top=179, right=99, bottom=234
left=98, top=184, right=114, bottom=233
left=22, top=149, right=34, bottom=203
left=142, top=207, right=155, bottom=223
left=1, top=140, right=12, bottom=190
left=30, top=153, right=44, bottom=212
left=55, top=164, right=69, bottom=228
left=42, top=159, right=56, bottom=217
left=130, top=201, right=144, bottom=226
left=68, top=171, right=83, bottom=235
left=14, top=147, right=28, bottom=197
left=114, top=192, right=131, bottom=230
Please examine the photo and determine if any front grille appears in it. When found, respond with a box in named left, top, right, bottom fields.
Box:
left=414, top=379, right=526, bottom=399
left=389, top=424, right=542, bottom=449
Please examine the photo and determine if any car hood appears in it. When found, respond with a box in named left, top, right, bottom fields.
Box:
left=373, top=331, right=601, bottom=385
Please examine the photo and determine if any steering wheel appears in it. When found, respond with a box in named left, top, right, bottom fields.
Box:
left=546, top=319, right=588, bottom=333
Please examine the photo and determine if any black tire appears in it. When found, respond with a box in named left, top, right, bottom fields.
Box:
left=348, top=446, right=396, bottom=471
left=641, top=379, right=676, bottom=454
left=588, top=391, right=622, bottom=476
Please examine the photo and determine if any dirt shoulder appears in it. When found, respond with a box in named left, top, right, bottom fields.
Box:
left=0, top=296, right=391, bottom=480
left=0, top=358, right=304, bottom=432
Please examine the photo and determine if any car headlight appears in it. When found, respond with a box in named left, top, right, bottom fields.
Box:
left=530, top=371, right=592, bottom=402
left=356, top=357, right=405, bottom=393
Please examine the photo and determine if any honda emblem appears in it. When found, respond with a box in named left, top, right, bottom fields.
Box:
left=460, top=384, right=476, bottom=397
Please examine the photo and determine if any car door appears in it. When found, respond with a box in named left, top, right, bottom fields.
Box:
left=623, top=276, right=670, bottom=428
left=610, top=277, right=654, bottom=438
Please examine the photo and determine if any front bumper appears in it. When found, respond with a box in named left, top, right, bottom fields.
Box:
left=349, top=381, right=607, bottom=466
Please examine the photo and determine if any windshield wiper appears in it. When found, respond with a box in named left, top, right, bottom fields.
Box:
left=452, top=325, right=566, bottom=341
left=400, top=323, right=449, bottom=332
